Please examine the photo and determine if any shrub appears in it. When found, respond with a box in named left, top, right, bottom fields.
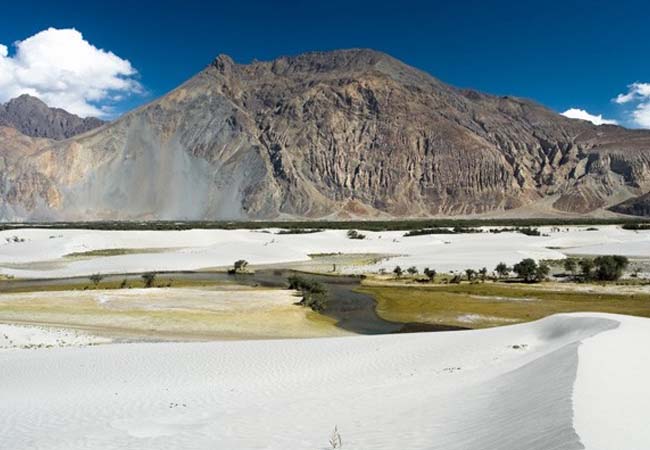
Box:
left=393, top=266, right=403, bottom=278
left=479, top=267, right=488, bottom=282
left=495, top=262, right=509, bottom=278
left=346, top=230, right=366, bottom=240
left=579, top=258, right=595, bottom=279
left=563, top=258, right=577, bottom=277
left=141, top=272, right=157, bottom=288
left=89, top=273, right=104, bottom=287
left=287, top=275, right=328, bottom=312
left=465, top=268, right=476, bottom=281
left=423, top=267, right=436, bottom=281
left=407, top=266, right=419, bottom=275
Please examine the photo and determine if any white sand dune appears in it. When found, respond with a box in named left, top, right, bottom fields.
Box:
left=1, top=226, right=649, bottom=278
left=1, top=313, right=648, bottom=449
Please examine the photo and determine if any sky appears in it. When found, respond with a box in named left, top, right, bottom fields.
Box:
left=0, top=0, right=649, bottom=127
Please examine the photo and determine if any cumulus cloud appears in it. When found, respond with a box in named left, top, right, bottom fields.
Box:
left=613, top=82, right=650, bottom=128
left=0, top=28, right=142, bottom=117
left=561, top=108, right=618, bottom=126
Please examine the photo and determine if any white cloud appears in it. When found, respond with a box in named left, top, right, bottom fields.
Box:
left=613, top=82, right=650, bottom=129
left=0, top=28, right=142, bottom=117
left=561, top=108, right=618, bottom=126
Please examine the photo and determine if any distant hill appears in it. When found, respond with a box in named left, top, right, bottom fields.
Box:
left=0, top=94, right=104, bottom=140
left=1, top=49, right=650, bottom=220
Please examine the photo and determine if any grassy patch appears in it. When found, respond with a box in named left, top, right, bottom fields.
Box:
left=358, top=281, right=650, bottom=329
left=64, top=248, right=174, bottom=258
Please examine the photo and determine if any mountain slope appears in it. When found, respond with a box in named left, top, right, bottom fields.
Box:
left=0, top=95, right=104, bottom=140
left=2, top=49, right=650, bottom=220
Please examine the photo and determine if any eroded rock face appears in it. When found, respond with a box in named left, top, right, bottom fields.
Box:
left=2, top=49, right=650, bottom=220
left=0, top=95, right=104, bottom=140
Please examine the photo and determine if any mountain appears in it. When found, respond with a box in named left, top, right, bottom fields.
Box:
left=0, top=95, right=104, bottom=140
left=2, top=48, right=650, bottom=221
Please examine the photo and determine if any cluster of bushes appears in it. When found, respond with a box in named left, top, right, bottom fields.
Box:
left=403, top=226, right=482, bottom=237
left=276, top=228, right=323, bottom=235
left=87, top=272, right=159, bottom=289
left=563, top=255, right=629, bottom=281
left=287, top=275, right=328, bottom=312
left=511, top=259, right=550, bottom=282
left=404, top=226, right=542, bottom=238
left=622, top=223, right=650, bottom=231
left=488, top=227, right=541, bottom=236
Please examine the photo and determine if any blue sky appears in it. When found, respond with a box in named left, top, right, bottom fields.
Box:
left=1, top=0, right=649, bottom=127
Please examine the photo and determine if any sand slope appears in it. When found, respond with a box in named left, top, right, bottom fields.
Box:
left=1, top=313, right=647, bottom=449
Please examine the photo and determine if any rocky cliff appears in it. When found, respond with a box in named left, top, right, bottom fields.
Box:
left=2, top=49, right=650, bottom=220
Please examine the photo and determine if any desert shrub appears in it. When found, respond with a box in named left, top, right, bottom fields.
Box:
left=423, top=267, right=436, bottom=281
left=89, top=273, right=104, bottom=287
left=346, top=230, right=366, bottom=240
left=141, top=272, right=157, bottom=288
left=287, top=275, right=328, bottom=311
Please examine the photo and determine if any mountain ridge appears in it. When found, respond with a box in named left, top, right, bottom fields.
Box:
left=1, top=48, right=650, bottom=221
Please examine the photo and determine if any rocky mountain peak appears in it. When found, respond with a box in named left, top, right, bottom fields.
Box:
left=0, top=94, right=105, bottom=140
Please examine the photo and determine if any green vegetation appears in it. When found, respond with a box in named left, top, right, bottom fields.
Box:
left=512, top=258, right=549, bottom=282
left=141, top=272, right=157, bottom=288
left=276, top=228, right=323, bottom=235
left=287, top=275, right=328, bottom=312
left=64, top=248, right=172, bottom=258
left=2, top=217, right=649, bottom=233
left=89, top=273, right=104, bottom=287
left=346, top=229, right=366, bottom=240
left=358, top=282, right=650, bottom=329
left=228, top=259, right=250, bottom=274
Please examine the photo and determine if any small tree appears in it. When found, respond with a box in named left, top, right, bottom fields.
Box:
left=513, top=258, right=538, bottom=282
left=479, top=267, right=488, bottom=282
left=536, top=262, right=550, bottom=281
left=579, top=258, right=595, bottom=280
left=89, top=273, right=104, bottom=287
left=495, top=262, right=509, bottom=279
left=465, top=268, right=476, bottom=282
left=593, top=255, right=629, bottom=281
left=233, top=259, right=249, bottom=273
left=393, top=266, right=403, bottom=278
left=564, top=258, right=577, bottom=279
left=423, top=267, right=437, bottom=282
left=141, top=272, right=157, bottom=288
left=407, top=266, right=419, bottom=275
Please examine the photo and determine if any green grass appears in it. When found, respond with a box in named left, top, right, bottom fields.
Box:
left=358, top=281, right=650, bottom=329
left=0, top=277, right=231, bottom=294
left=64, top=248, right=173, bottom=258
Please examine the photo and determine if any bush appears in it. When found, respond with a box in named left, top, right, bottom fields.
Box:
left=287, top=275, right=328, bottom=312
left=346, top=230, right=366, bottom=240
left=407, top=266, right=419, bottom=275
left=393, top=266, right=403, bottom=278
left=141, top=272, right=157, bottom=288
left=89, top=273, right=104, bottom=287
left=423, top=267, right=436, bottom=281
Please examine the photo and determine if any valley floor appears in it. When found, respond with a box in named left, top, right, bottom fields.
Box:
left=2, top=225, right=650, bottom=448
